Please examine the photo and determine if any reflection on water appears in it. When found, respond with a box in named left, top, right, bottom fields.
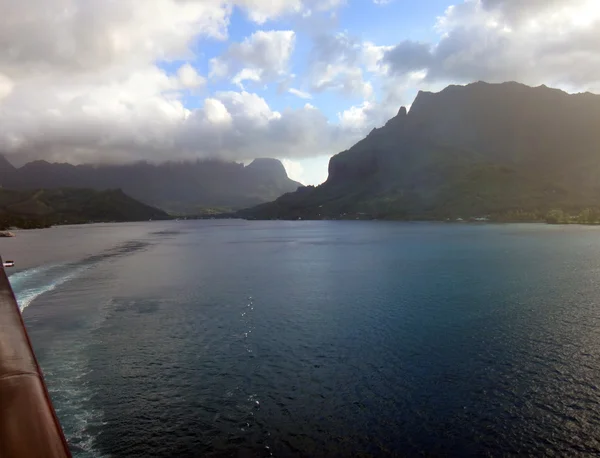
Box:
left=10, top=221, right=600, bottom=456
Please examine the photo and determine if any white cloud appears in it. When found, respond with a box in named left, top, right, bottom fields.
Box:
left=0, top=75, right=362, bottom=164
left=208, top=58, right=229, bottom=80
left=281, top=158, right=305, bottom=183
left=177, top=63, right=206, bottom=89
left=362, top=42, right=394, bottom=74
left=0, top=0, right=232, bottom=78
left=0, top=74, right=14, bottom=102
left=235, top=0, right=303, bottom=23
left=232, top=68, right=264, bottom=89
left=217, top=91, right=280, bottom=125
left=203, top=99, right=232, bottom=124
left=338, top=101, right=375, bottom=130
left=172, top=91, right=358, bottom=162
left=0, top=0, right=351, bottom=165
left=336, top=69, right=436, bottom=135
left=0, top=64, right=190, bottom=163
left=289, top=88, right=313, bottom=99
left=234, top=0, right=344, bottom=24
left=307, top=33, right=378, bottom=98
left=210, top=30, right=296, bottom=86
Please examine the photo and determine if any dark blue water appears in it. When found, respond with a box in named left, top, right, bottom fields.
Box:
left=5, top=221, right=600, bottom=456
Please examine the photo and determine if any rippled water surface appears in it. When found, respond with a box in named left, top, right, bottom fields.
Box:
left=5, top=221, right=600, bottom=456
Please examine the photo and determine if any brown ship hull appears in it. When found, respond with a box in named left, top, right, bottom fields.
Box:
left=0, top=258, right=71, bottom=458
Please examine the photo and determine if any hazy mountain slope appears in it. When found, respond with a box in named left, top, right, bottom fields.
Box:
left=240, top=82, right=600, bottom=221
left=0, top=158, right=301, bottom=214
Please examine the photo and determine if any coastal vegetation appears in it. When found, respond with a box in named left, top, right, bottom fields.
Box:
left=545, top=208, right=600, bottom=225
left=0, top=188, right=170, bottom=230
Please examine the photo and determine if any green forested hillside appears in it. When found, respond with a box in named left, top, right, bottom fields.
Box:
left=0, top=188, right=170, bottom=229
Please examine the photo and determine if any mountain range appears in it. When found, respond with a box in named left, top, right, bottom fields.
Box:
left=240, top=82, right=600, bottom=221
left=0, top=157, right=301, bottom=215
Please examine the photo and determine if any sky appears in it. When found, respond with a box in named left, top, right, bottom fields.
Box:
left=2, top=0, right=600, bottom=185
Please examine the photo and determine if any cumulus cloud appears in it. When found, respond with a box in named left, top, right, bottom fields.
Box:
left=0, top=0, right=355, bottom=164
left=0, top=74, right=14, bottom=102
left=0, top=0, right=231, bottom=78
left=235, top=0, right=344, bottom=24
left=177, top=64, right=206, bottom=90
left=303, top=32, right=408, bottom=131
left=173, top=92, right=354, bottom=162
left=336, top=70, right=436, bottom=135
left=0, top=65, right=189, bottom=163
left=288, top=88, right=313, bottom=99
left=480, top=0, right=570, bottom=23
left=235, top=0, right=303, bottom=24
left=307, top=33, right=376, bottom=98
left=210, top=30, right=296, bottom=87
left=338, top=101, right=376, bottom=131
left=2, top=0, right=600, bottom=168
left=1, top=79, right=359, bottom=164
left=232, top=68, right=264, bottom=90
left=383, top=0, right=600, bottom=90
left=362, top=42, right=394, bottom=74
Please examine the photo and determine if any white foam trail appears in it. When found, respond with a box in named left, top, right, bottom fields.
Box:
left=45, top=348, right=107, bottom=458
left=15, top=265, right=93, bottom=312
left=8, top=264, right=61, bottom=289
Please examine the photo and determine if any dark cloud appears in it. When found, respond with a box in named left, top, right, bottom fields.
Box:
left=384, top=41, right=432, bottom=75
left=481, top=0, right=569, bottom=23
left=382, top=0, right=600, bottom=89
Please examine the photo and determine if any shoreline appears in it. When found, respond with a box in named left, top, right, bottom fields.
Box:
left=8, top=217, right=600, bottom=231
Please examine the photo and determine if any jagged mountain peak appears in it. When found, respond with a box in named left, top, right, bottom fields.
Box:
left=0, top=154, right=16, bottom=171
left=246, top=158, right=288, bottom=176
left=240, top=81, right=600, bottom=221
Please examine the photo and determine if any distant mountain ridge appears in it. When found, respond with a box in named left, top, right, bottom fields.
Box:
left=0, top=157, right=302, bottom=214
left=240, top=81, right=600, bottom=221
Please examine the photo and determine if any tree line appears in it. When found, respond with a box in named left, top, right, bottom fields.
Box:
left=546, top=208, right=600, bottom=225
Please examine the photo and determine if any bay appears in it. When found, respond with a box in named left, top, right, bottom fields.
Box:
left=4, top=221, right=600, bottom=456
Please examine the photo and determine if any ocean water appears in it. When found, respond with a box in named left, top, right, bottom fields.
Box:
left=4, top=220, right=600, bottom=456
